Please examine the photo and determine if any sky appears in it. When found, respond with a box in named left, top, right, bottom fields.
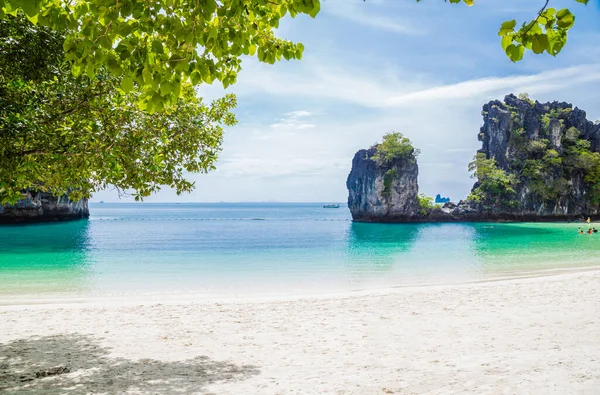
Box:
left=92, top=0, right=600, bottom=203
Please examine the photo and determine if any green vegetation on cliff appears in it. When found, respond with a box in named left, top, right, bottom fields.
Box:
left=468, top=153, right=518, bottom=208
left=371, top=133, right=419, bottom=199
left=417, top=193, right=438, bottom=215
left=371, top=132, right=419, bottom=167
left=382, top=169, right=398, bottom=198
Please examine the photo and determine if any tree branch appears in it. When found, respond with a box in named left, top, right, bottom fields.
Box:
left=519, top=0, right=550, bottom=38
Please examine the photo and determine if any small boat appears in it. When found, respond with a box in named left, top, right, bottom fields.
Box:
left=99, top=201, right=105, bottom=204
left=323, top=203, right=340, bottom=208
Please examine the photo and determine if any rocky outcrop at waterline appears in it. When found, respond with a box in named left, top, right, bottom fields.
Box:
left=347, top=94, right=600, bottom=222
left=0, top=190, right=89, bottom=224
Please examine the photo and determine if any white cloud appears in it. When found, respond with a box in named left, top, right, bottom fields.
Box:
left=269, top=109, right=316, bottom=130
left=327, top=9, right=416, bottom=34
left=286, top=110, right=313, bottom=118
left=385, top=64, right=600, bottom=106
left=234, top=59, right=600, bottom=110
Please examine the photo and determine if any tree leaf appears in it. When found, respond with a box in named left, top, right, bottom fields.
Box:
left=505, top=44, right=525, bottom=62
left=121, top=76, right=134, bottom=92
left=498, top=19, right=516, bottom=36
left=556, top=9, right=575, bottom=29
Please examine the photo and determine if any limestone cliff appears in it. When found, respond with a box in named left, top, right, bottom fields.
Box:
left=347, top=94, right=600, bottom=222
left=0, top=191, right=89, bottom=224
left=347, top=141, right=419, bottom=222
left=474, top=94, right=600, bottom=218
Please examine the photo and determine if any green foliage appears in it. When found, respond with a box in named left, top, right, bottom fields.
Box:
left=417, top=193, right=437, bottom=216
left=371, top=132, right=419, bottom=167
left=382, top=169, right=398, bottom=198
left=518, top=92, right=535, bottom=106
left=0, top=0, right=320, bottom=110
left=527, top=139, right=550, bottom=155
left=467, top=153, right=518, bottom=206
left=563, top=126, right=580, bottom=143
left=583, top=155, right=600, bottom=205
left=509, top=127, right=527, bottom=151
left=512, top=120, right=600, bottom=205
left=496, top=1, right=588, bottom=62
left=0, top=15, right=236, bottom=204
left=540, top=112, right=556, bottom=134
left=561, top=135, right=600, bottom=204
left=424, top=0, right=588, bottom=61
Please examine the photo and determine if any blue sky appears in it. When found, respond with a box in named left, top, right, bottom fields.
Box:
left=92, top=0, right=600, bottom=203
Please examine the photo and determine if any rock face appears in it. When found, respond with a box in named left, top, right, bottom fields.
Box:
left=478, top=94, right=600, bottom=218
left=347, top=94, right=600, bottom=222
left=0, top=191, right=89, bottom=224
left=346, top=147, right=419, bottom=222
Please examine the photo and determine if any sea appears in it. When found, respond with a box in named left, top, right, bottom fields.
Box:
left=1, top=203, right=599, bottom=302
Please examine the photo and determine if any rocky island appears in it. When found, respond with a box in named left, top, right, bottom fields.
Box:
left=0, top=191, right=89, bottom=224
left=347, top=94, right=600, bottom=222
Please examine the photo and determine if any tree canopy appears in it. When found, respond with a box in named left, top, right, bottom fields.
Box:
left=0, top=15, right=236, bottom=204
left=0, top=0, right=320, bottom=111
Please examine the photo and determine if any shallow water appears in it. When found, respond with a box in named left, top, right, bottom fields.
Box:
left=1, top=203, right=599, bottom=300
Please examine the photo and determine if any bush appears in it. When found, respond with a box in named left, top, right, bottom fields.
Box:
left=518, top=92, right=535, bottom=107
left=563, top=127, right=580, bottom=144
left=417, top=193, right=437, bottom=215
left=527, top=139, right=549, bottom=154
left=371, top=132, right=419, bottom=166
left=467, top=153, right=517, bottom=206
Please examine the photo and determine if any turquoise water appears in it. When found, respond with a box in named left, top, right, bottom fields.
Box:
left=1, top=203, right=599, bottom=300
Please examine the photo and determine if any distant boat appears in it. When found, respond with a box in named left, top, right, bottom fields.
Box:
left=99, top=201, right=104, bottom=204
left=323, top=203, right=340, bottom=208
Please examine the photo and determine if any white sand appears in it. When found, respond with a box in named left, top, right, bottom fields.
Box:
left=1, top=270, right=600, bottom=394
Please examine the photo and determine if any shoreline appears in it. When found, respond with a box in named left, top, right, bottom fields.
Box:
left=351, top=214, right=600, bottom=223
left=2, top=264, right=600, bottom=309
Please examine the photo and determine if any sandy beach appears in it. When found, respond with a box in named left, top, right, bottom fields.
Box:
left=1, top=270, right=600, bottom=394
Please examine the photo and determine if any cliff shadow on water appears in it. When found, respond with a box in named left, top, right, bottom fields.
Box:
left=347, top=94, right=600, bottom=223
